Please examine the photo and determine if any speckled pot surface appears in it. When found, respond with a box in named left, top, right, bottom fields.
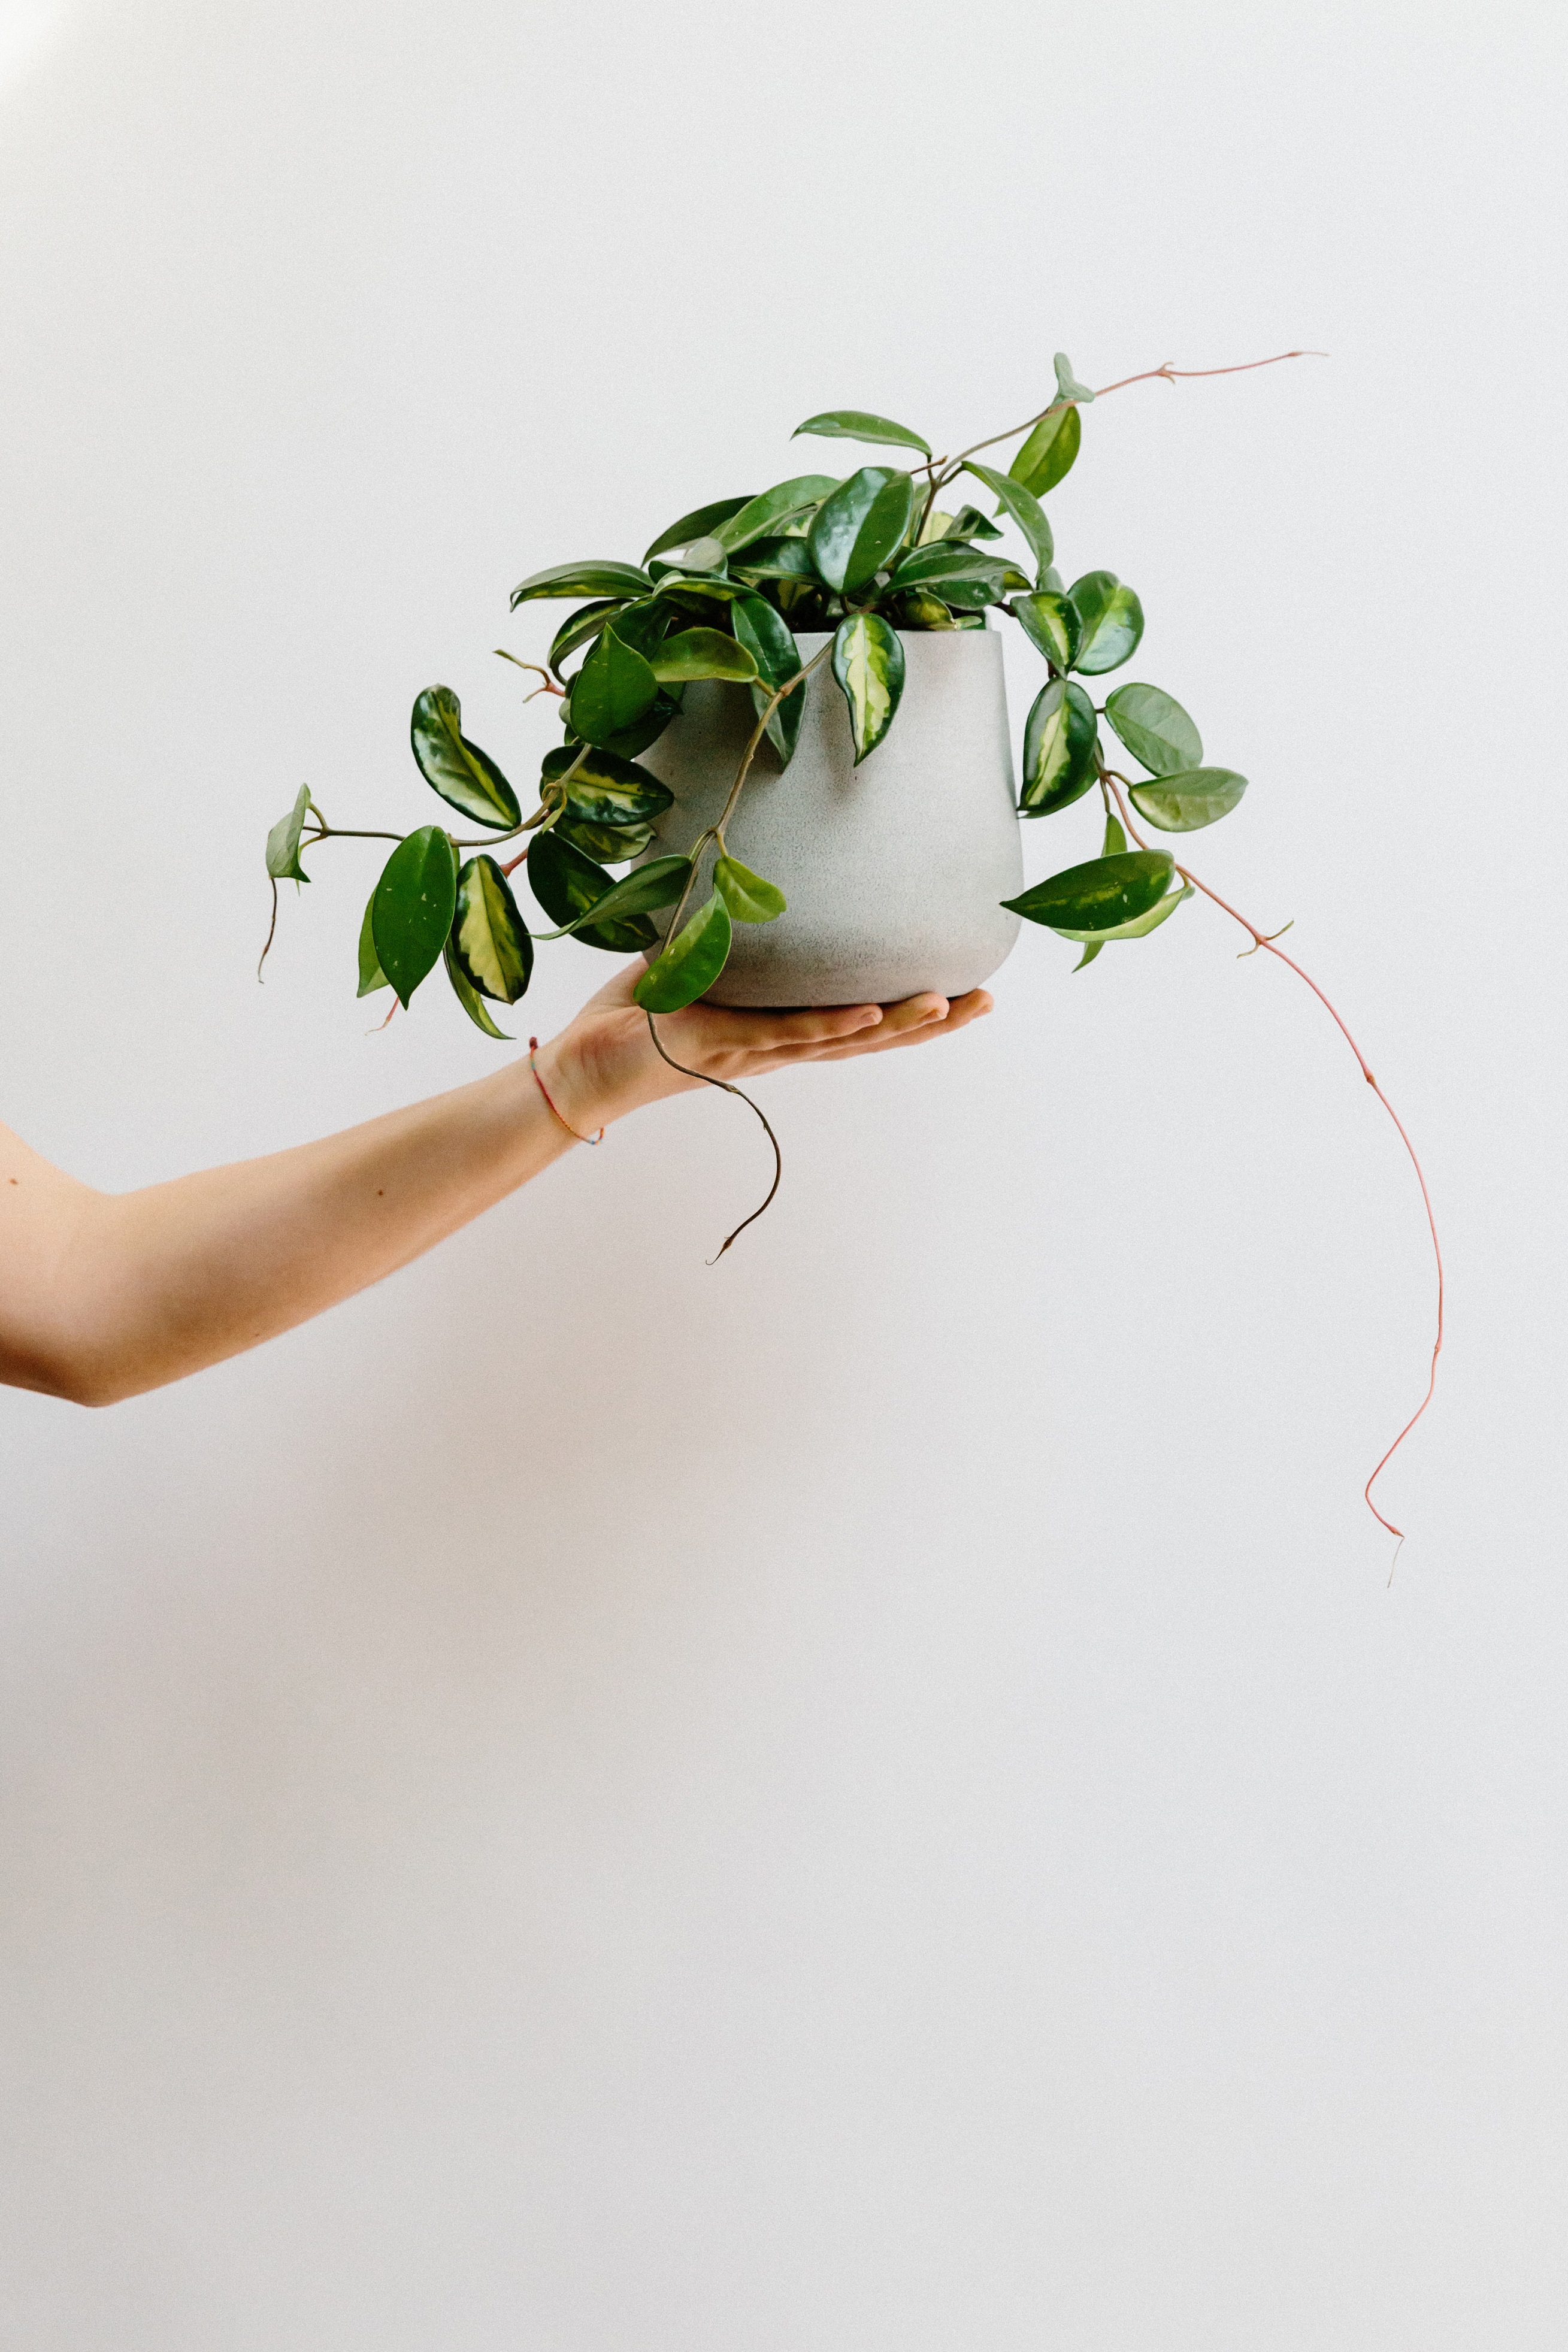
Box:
left=635, top=627, right=1024, bottom=1007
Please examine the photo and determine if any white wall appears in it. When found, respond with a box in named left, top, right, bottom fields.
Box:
left=1, top=2, right=1563, bottom=2344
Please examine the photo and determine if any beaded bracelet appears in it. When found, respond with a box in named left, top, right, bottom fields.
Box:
left=528, top=1039, right=604, bottom=1146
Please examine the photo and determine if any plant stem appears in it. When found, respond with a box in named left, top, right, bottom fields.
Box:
left=1101, top=769, right=1443, bottom=1546
left=642, top=1012, right=783, bottom=1262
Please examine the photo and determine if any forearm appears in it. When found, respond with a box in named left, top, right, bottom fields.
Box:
left=39, top=1060, right=574, bottom=1404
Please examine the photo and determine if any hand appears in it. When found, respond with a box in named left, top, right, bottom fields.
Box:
left=532, top=962, right=994, bottom=1134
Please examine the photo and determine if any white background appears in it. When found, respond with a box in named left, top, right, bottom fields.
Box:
left=1, top=2, right=1563, bottom=2344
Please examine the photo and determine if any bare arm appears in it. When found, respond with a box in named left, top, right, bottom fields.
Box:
left=0, top=968, right=989, bottom=1406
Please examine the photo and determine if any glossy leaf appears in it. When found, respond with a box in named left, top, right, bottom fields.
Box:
left=714, top=476, right=839, bottom=554
left=714, top=854, right=787, bottom=924
left=510, top=559, right=652, bottom=609
left=266, top=785, right=313, bottom=883
left=1009, top=404, right=1081, bottom=498
left=1003, top=849, right=1175, bottom=934
left=371, top=825, right=458, bottom=1007
left=831, top=610, right=906, bottom=763
left=1054, top=352, right=1095, bottom=403
left=634, top=892, right=733, bottom=1013
left=672, top=535, right=727, bottom=575
left=527, top=830, right=657, bottom=953
left=603, top=599, right=673, bottom=660
left=356, top=891, right=388, bottom=996
left=1013, top=589, right=1082, bottom=671
left=809, top=467, right=917, bottom=595
left=644, top=497, right=752, bottom=563
left=942, top=503, right=1005, bottom=542
left=648, top=627, right=759, bottom=684
left=555, top=816, right=654, bottom=862
left=567, top=626, right=661, bottom=746
left=1074, top=942, right=1102, bottom=972
left=1020, top=678, right=1098, bottom=815
left=732, top=593, right=805, bottom=765
left=1102, top=811, right=1128, bottom=858
left=548, top=598, right=626, bottom=679
left=1104, top=683, right=1203, bottom=776
left=568, top=853, right=691, bottom=930
left=1128, top=767, right=1248, bottom=832
left=410, top=686, right=522, bottom=829
left=888, top=541, right=1013, bottom=606
left=561, top=690, right=681, bottom=761
left=792, top=409, right=932, bottom=458
left=541, top=743, right=673, bottom=827
left=961, top=459, right=1055, bottom=580
left=443, top=938, right=510, bottom=1038
left=451, top=854, right=533, bottom=1003
left=729, top=536, right=821, bottom=582
left=894, top=591, right=964, bottom=629
left=1069, top=572, right=1145, bottom=675
left=1051, top=882, right=1194, bottom=944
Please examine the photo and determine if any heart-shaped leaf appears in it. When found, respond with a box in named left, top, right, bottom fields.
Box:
left=568, top=626, right=661, bottom=747
left=1020, top=678, right=1098, bottom=815
left=356, top=891, right=387, bottom=996
left=792, top=409, right=932, bottom=458
left=443, top=938, right=510, bottom=1037
left=410, top=687, right=522, bottom=829
left=1013, top=589, right=1082, bottom=671
left=541, top=744, right=673, bottom=827
left=961, top=460, right=1055, bottom=581
left=714, top=855, right=787, bottom=924
left=1069, top=573, right=1145, bottom=675
left=1003, top=849, right=1175, bottom=934
left=831, top=610, right=906, bottom=764
left=647, top=627, right=759, bottom=684
left=1104, top=683, right=1203, bottom=776
left=731, top=594, right=806, bottom=765
left=714, top=476, right=839, bottom=553
left=1128, top=768, right=1248, bottom=832
left=527, top=830, right=657, bottom=953
left=644, top=497, right=753, bottom=563
left=371, top=825, right=459, bottom=1007
left=1054, top=352, right=1095, bottom=404
left=266, top=785, right=313, bottom=882
left=1009, top=404, right=1081, bottom=497
left=452, top=854, right=533, bottom=1003
left=510, top=559, right=652, bottom=609
left=548, top=598, right=628, bottom=679
left=634, top=892, right=734, bottom=1012
left=809, top=468, right=917, bottom=595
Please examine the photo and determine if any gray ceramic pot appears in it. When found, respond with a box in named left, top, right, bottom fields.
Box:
left=635, top=626, right=1024, bottom=1007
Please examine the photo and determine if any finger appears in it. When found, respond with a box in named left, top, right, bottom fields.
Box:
left=670, top=1001, right=886, bottom=1053
left=790, top=991, right=992, bottom=1062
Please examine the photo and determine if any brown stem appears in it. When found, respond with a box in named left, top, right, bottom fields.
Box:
left=256, top=879, right=279, bottom=980
left=1100, top=770, right=1443, bottom=1546
left=643, top=1012, right=782, bottom=1260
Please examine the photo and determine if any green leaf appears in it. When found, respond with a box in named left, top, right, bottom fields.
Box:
left=602, top=599, right=673, bottom=661
left=568, top=853, right=691, bottom=930
left=644, top=497, right=752, bottom=564
left=410, top=687, right=522, bottom=829
left=451, top=854, right=533, bottom=1003
left=887, top=540, right=1013, bottom=606
left=728, top=537, right=822, bottom=583
left=510, top=559, right=652, bottom=609
left=961, top=459, right=1055, bottom=580
left=713, top=476, right=840, bottom=554
left=647, top=627, right=759, bottom=684
left=1020, top=678, right=1098, bottom=815
left=555, top=816, right=654, bottom=862
left=371, top=825, right=459, bottom=1007
left=1102, top=811, right=1128, bottom=857
left=1128, top=767, right=1248, bottom=832
left=266, top=785, right=313, bottom=883
left=792, top=409, right=932, bottom=458
left=831, top=610, right=906, bottom=764
left=1004, top=849, right=1175, bottom=934
left=356, top=891, right=388, bottom=996
left=1051, top=882, right=1194, bottom=944
left=1104, top=683, right=1203, bottom=776
left=1069, top=573, right=1145, bottom=675
left=1009, top=404, right=1081, bottom=498
left=548, top=598, right=627, bottom=679
left=668, top=535, right=727, bottom=574
left=942, top=503, right=1005, bottom=543
left=560, top=691, right=680, bottom=761
left=1054, top=352, right=1095, bottom=404
left=809, top=468, right=917, bottom=595
left=714, top=854, right=787, bottom=924
left=443, top=937, right=510, bottom=1038
left=1013, top=589, right=1082, bottom=670
left=568, top=626, right=661, bottom=746
left=633, top=892, right=733, bottom=1012
left=526, top=829, right=657, bottom=953
left=1074, top=941, right=1102, bottom=972
left=541, top=744, right=674, bottom=827
left=732, top=594, right=806, bottom=765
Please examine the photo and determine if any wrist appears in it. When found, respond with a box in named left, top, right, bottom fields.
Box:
left=528, top=1033, right=615, bottom=1141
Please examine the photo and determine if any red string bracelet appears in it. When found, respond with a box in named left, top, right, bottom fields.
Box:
left=528, top=1039, right=604, bottom=1146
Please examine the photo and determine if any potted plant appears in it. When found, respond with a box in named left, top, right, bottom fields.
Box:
left=261, top=348, right=1440, bottom=1541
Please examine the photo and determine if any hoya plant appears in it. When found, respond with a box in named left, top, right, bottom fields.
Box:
left=261, top=348, right=1441, bottom=1542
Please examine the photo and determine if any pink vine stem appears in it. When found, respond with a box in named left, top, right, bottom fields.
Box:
left=1103, top=775, right=1443, bottom=1547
